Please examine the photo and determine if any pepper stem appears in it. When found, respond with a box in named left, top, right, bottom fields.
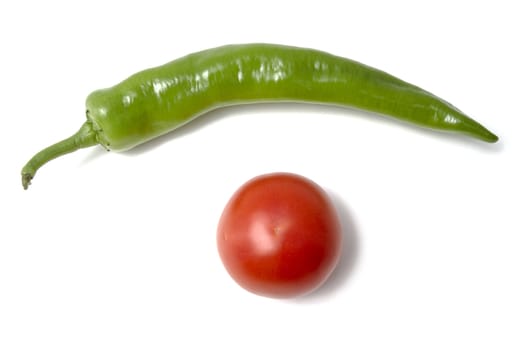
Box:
left=21, top=121, right=99, bottom=190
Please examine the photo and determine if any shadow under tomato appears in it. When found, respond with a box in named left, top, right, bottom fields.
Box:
left=292, top=189, right=360, bottom=302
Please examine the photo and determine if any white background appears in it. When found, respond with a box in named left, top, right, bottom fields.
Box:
left=1, top=1, right=524, bottom=349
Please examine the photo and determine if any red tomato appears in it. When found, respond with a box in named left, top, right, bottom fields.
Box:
left=217, top=173, right=342, bottom=298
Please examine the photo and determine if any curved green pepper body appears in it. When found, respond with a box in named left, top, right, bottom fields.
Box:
left=87, top=44, right=496, bottom=151
left=22, top=43, right=498, bottom=189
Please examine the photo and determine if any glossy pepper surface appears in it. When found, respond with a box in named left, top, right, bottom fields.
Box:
left=21, top=43, right=498, bottom=189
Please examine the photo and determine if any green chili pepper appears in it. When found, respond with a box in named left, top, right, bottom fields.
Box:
left=21, top=43, right=498, bottom=189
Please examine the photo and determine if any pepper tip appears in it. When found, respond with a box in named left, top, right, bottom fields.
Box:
left=484, top=130, right=499, bottom=143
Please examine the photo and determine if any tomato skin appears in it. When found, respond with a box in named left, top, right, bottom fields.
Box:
left=217, top=173, right=342, bottom=298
